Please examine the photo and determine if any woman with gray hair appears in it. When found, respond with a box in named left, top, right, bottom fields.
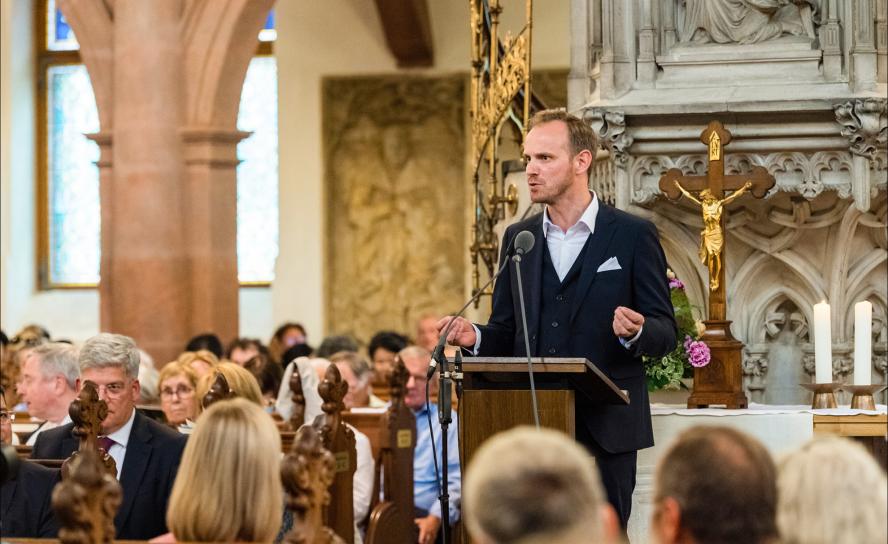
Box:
left=777, top=435, right=887, bottom=544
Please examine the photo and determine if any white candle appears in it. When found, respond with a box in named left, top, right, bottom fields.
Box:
left=853, top=301, right=872, bottom=385
left=813, top=301, right=832, bottom=383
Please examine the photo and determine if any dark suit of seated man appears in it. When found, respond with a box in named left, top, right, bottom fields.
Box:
left=31, top=333, right=186, bottom=540
left=2, top=385, right=60, bottom=538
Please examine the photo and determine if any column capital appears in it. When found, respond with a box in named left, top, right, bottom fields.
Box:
left=179, top=126, right=251, bottom=167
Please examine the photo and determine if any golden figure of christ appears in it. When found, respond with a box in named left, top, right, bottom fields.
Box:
left=674, top=180, right=753, bottom=291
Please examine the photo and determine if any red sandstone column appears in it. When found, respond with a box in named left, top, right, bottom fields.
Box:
left=106, top=0, right=188, bottom=364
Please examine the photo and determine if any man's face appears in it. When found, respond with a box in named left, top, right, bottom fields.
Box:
left=523, top=121, right=579, bottom=205
left=335, top=362, right=370, bottom=409
left=403, top=354, right=436, bottom=411
left=17, top=354, right=61, bottom=420
left=82, top=366, right=140, bottom=435
left=372, top=348, right=397, bottom=378
left=416, top=317, right=440, bottom=352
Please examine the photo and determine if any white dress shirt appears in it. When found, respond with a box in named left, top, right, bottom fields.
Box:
left=103, top=408, right=136, bottom=481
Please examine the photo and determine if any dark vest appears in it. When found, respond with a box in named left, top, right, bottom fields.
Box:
left=536, top=237, right=592, bottom=357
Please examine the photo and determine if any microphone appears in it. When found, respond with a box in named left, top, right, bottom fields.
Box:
left=427, top=230, right=532, bottom=378
left=512, top=230, right=535, bottom=262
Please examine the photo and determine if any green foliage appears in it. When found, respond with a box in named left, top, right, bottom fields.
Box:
left=644, top=279, right=700, bottom=391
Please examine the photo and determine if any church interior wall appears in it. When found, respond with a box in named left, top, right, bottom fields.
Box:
left=0, top=0, right=569, bottom=344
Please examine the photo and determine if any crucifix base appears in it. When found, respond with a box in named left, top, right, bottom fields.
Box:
left=687, top=320, right=748, bottom=409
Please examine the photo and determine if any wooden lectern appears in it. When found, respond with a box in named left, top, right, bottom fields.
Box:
left=458, top=357, right=629, bottom=468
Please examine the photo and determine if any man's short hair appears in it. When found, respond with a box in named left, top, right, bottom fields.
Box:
left=329, top=351, right=372, bottom=382
left=777, top=435, right=887, bottom=544
left=465, top=426, right=607, bottom=544
left=315, top=335, right=360, bottom=359
left=528, top=109, right=598, bottom=162
left=367, top=331, right=408, bottom=359
left=655, top=425, right=778, bottom=544
left=30, top=342, right=80, bottom=389
left=79, top=333, right=141, bottom=380
left=185, top=333, right=224, bottom=359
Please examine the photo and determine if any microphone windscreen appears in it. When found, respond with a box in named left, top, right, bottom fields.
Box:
left=514, top=230, right=535, bottom=256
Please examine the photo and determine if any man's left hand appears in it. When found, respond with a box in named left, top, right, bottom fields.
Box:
left=613, top=306, right=645, bottom=338
left=415, top=514, right=441, bottom=544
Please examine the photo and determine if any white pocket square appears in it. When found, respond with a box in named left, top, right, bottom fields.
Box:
left=596, top=257, right=622, bottom=273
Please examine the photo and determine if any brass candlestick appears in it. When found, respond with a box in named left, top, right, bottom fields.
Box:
left=840, top=384, right=887, bottom=410
left=800, top=382, right=842, bottom=409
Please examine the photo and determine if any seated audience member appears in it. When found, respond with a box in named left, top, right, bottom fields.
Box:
left=316, top=334, right=360, bottom=359
left=15, top=342, right=80, bottom=445
left=226, top=337, right=265, bottom=366
left=1, top=386, right=60, bottom=538
left=31, top=333, right=187, bottom=540
left=152, top=398, right=283, bottom=543
left=183, top=333, right=224, bottom=359
left=777, top=435, right=887, bottom=544
left=465, top=426, right=618, bottom=544
left=243, top=353, right=284, bottom=408
left=269, top=322, right=311, bottom=364
left=401, top=346, right=461, bottom=544
left=195, top=362, right=265, bottom=412
left=330, top=351, right=385, bottom=409
left=138, top=349, right=160, bottom=404
left=3, top=326, right=50, bottom=409
left=157, top=362, right=199, bottom=428
left=650, top=425, right=778, bottom=544
left=176, top=349, right=219, bottom=379
left=368, top=331, right=409, bottom=382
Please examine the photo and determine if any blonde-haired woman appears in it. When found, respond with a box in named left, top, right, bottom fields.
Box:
left=177, top=349, right=219, bottom=379
left=152, top=398, right=283, bottom=543
left=157, top=362, right=199, bottom=429
left=194, top=361, right=265, bottom=414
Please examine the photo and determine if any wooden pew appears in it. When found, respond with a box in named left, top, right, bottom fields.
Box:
left=363, top=358, right=417, bottom=544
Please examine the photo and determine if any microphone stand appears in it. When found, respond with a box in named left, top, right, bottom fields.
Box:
left=436, top=346, right=452, bottom=544
left=512, top=252, right=541, bottom=429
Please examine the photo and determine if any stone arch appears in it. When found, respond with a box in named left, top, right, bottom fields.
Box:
left=181, top=0, right=275, bottom=128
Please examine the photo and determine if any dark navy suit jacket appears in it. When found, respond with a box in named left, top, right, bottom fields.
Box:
left=31, top=410, right=186, bottom=540
left=0, top=458, right=60, bottom=538
left=477, top=203, right=677, bottom=454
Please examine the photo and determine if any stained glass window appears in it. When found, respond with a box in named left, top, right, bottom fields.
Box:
left=46, top=65, right=100, bottom=285
left=236, top=56, right=279, bottom=283
left=259, top=10, right=276, bottom=42
left=46, top=0, right=78, bottom=51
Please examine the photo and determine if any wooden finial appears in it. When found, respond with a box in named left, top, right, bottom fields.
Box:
left=318, top=364, right=348, bottom=419
left=52, top=448, right=122, bottom=544
left=289, top=364, right=306, bottom=430
left=389, top=357, right=409, bottom=407
left=281, top=426, right=345, bottom=544
left=202, top=371, right=234, bottom=410
left=65, top=381, right=115, bottom=479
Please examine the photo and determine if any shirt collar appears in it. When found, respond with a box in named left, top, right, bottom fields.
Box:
left=542, top=192, right=599, bottom=238
left=105, top=408, right=136, bottom=448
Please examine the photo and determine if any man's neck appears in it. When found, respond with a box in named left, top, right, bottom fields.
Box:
left=546, top=187, right=593, bottom=232
left=102, top=407, right=135, bottom=436
left=49, top=393, right=78, bottom=424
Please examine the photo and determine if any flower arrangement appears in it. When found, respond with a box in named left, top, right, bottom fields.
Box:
left=644, top=269, right=710, bottom=391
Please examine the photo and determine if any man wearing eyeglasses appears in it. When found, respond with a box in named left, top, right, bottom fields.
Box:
left=31, top=333, right=186, bottom=540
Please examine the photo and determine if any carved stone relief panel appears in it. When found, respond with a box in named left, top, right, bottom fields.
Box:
left=323, top=76, right=466, bottom=343
left=646, top=190, right=887, bottom=404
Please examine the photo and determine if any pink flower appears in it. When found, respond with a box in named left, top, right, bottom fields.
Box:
left=685, top=337, right=711, bottom=368
left=669, top=277, right=685, bottom=290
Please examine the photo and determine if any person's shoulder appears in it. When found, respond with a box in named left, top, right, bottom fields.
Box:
left=18, top=458, right=61, bottom=484
left=31, top=422, right=74, bottom=452
left=505, top=212, right=543, bottom=235
left=138, top=411, right=187, bottom=448
left=603, top=203, right=657, bottom=233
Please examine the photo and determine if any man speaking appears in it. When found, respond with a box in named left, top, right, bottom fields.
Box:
left=438, top=109, right=677, bottom=528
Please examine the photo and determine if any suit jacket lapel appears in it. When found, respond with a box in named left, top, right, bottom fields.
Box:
left=518, top=219, right=544, bottom=346
left=570, top=204, right=618, bottom=323
left=115, top=412, right=152, bottom=530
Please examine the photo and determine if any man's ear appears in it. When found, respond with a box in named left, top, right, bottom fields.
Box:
left=131, top=379, right=141, bottom=402
left=573, top=149, right=594, bottom=177
left=652, top=497, right=682, bottom=544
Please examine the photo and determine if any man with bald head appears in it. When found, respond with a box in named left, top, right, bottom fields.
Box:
left=401, top=346, right=461, bottom=544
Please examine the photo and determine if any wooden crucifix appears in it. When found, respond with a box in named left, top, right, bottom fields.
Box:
left=658, top=121, right=775, bottom=408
